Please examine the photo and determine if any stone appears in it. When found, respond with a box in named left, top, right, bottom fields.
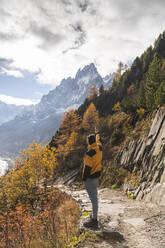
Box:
left=146, top=183, right=165, bottom=206
left=107, top=220, right=119, bottom=229
left=160, top=167, right=165, bottom=184
left=134, top=186, right=141, bottom=198
left=141, top=182, right=146, bottom=191
left=136, top=190, right=144, bottom=201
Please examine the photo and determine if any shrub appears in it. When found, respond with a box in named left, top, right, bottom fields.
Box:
left=136, top=108, right=146, bottom=120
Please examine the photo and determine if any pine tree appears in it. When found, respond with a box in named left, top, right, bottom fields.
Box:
left=145, top=53, right=162, bottom=110
left=154, top=31, right=165, bottom=57
left=130, top=57, right=142, bottom=83
left=135, top=81, right=146, bottom=109
left=155, top=81, right=165, bottom=106
left=99, top=85, right=104, bottom=95
left=82, top=102, right=99, bottom=133
left=141, top=46, right=153, bottom=73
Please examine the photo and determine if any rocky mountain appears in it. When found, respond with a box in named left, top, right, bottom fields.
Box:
left=103, top=72, right=115, bottom=88
left=37, top=63, right=112, bottom=113
left=0, top=63, right=113, bottom=156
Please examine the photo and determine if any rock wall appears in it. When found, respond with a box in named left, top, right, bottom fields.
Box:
left=116, top=108, right=165, bottom=205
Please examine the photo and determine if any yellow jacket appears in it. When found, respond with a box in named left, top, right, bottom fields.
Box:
left=82, top=134, right=102, bottom=180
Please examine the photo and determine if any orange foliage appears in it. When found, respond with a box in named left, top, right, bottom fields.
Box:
left=82, top=102, right=99, bottom=133
left=88, top=84, right=98, bottom=100
left=0, top=189, right=80, bottom=248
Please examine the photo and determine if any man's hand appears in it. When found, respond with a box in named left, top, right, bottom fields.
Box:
left=95, top=127, right=99, bottom=134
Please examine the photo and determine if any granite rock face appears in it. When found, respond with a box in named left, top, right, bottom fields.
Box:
left=117, top=108, right=165, bottom=205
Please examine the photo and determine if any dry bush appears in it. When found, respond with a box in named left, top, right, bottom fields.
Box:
left=100, top=161, right=128, bottom=188
left=124, top=171, right=140, bottom=188
left=0, top=190, right=80, bottom=248
left=34, top=192, right=80, bottom=248
left=55, top=198, right=80, bottom=245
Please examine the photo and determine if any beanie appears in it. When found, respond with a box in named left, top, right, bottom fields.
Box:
left=87, top=134, right=96, bottom=145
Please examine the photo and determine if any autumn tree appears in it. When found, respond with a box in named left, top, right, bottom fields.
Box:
left=63, top=131, right=83, bottom=168
left=88, top=84, right=98, bottom=100
left=113, top=62, right=126, bottom=82
left=82, top=102, right=99, bottom=133
left=1, top=142, right=57, bottom=206
left=65, top=132, right=78, bottom=153
left=56, top=109, right=81, bottom=145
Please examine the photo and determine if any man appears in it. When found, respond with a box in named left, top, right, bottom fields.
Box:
left=82, top=131, right=103, bottom=229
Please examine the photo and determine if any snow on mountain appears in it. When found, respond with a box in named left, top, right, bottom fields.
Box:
left=0, top=157, right=13, bottom=176
left=0, top=101, right=30, bottom=125
left=0, top=63, right=113, bottom=156
left=34, top=63, right=106, bottom=116
left=103, top=72, right=115, bottom=87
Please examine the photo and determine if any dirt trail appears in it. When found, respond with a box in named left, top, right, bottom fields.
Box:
left=56, top=184, right=165, bottom=248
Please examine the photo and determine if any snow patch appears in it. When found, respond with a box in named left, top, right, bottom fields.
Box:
left=0, top=157, right=11, bottom=176
left=77, top=76, right=90, bottom=86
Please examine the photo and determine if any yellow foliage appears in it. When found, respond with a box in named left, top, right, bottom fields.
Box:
left=112, top=102, right=121, bottom=112
left=56, top=109, right=81, bottom=146
left=65, top=132, right=78, bottom=152
left=88, top=84, right=98, bottom=100
left=60, top=109, right=81, bottom=135
left=82, top=102, right=99, bottom=133
left=0, top=141, right=57, bottom=206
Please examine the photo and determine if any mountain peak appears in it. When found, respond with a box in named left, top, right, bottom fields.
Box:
left=75, top=63, right=98, bottom=79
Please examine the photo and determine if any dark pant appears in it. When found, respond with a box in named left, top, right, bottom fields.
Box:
left=84, top=178, right=99, bottom=220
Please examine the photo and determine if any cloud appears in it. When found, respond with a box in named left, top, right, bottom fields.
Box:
left=0, top=32, right=20, bottom=41
left=76, top=0, right=88, bottom=12
left=0, top=57, right=24, bottom=78
left=0, top=57, right=13, bottom=67
left=0, top=94, right=39, bottom=106
left=0, top=0, right=165, bottom=86
left=29, top=21, right=65, bottom=49
left=63, top=22, right=86, bottom=52
left=0, top=68, right=24, bottom=78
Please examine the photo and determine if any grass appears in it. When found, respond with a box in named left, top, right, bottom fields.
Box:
left=81, top=211, right=92, bottom=217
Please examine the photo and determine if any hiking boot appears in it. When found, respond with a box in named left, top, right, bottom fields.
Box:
left=83, top=218, right=99, bottom=229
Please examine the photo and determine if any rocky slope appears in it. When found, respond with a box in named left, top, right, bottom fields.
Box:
left=116, top=107, right=165, bottom=206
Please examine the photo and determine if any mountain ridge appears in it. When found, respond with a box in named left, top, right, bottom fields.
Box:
left=0, top=100, right=32, bottom=125
left=0, top=63, right=114, bottom=156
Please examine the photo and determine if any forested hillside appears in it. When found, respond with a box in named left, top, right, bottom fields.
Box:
left=50, top=31, right=165, bottom=186
left=0, top=31, right=165, bottom=247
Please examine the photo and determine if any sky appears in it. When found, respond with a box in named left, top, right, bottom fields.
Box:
left=0, top=0, right=165, bottom=105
